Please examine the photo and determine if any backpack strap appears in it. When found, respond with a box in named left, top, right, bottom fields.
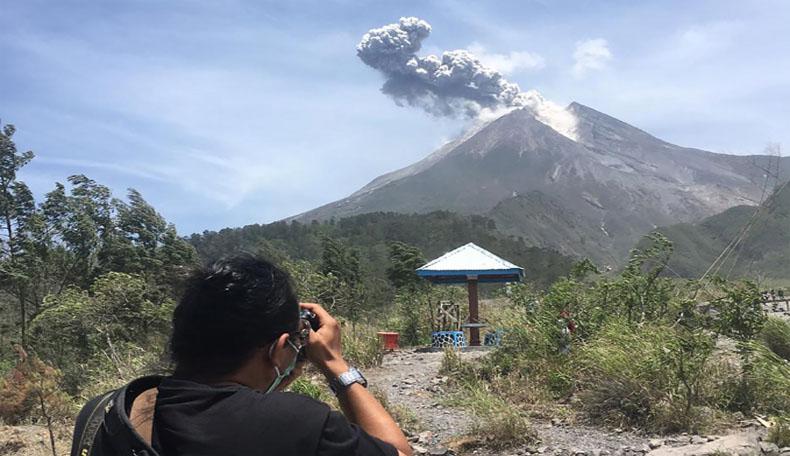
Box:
left=73, top=391, right=115, bottom=456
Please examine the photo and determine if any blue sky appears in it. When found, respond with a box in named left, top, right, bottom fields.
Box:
left=2, top=0, right=789, bottom=235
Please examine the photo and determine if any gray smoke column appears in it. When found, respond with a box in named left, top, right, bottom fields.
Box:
left=357, top=17, right=526, bottom=118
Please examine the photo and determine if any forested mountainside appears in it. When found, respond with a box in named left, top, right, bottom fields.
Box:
left=650, top=182, right=790, bottom=280
left=189, top=211, right=574, bottom=291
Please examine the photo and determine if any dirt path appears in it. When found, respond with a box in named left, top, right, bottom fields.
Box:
left=367, top=349, right=778, bottom=456
left=367, top=349, right=482, bottom=446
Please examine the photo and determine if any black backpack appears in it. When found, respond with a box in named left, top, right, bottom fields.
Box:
left=71, top=376, right=163, bottom=456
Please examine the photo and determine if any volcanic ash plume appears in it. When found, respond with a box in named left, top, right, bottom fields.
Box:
left=357, top=17, right=578, bottom=140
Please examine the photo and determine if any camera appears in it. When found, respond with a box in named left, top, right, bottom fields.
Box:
left=296, top=309, right=319, bottom=363
left=300, top=309, right=320, bottom=332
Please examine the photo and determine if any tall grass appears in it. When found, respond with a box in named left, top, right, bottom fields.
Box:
left=741, top=341, right=790, bottom=414
left=760, top=317, right=790, bottom=361
left=575, top=319, right=723, bottom=433
left=340, top=321, right=384, bottom=368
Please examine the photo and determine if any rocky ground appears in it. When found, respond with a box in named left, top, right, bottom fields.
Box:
left=0, top=424, right=71, bottom=456
left=367, top=349, right=788, bottom=456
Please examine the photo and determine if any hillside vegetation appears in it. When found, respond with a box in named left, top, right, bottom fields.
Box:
left=652, top=182, right=790, bottom=279
left=189, top=211, right=575, bottom=291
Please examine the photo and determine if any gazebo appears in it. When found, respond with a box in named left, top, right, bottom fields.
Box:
left=416, top=243, right=524, bottom=346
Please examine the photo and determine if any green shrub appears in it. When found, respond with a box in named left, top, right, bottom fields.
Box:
left=576, top=320, right=718, bottom=433
left=288, top=375, right=333, bottom=402
left=710, top=279, right=766, bottom=341
left=29, top=273, right=173, bottom=393
left=393, top=291, right=431, bottom=346
left=393, top=285, right=465, bottom=347
left=760, top=317, right=790, bottom=361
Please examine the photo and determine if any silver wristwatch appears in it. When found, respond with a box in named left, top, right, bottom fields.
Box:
left=329, top=367, right=367, bottom=394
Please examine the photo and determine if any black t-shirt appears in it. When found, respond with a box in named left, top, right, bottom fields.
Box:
left=152, top=377, right=398, bottom=456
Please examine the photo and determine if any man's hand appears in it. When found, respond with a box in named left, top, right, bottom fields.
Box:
left=300, top=303, right=412, bottom=456
left=300, top=303, right=349, bottom=378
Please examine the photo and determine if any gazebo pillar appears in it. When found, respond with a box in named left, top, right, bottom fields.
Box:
left=467, top=276, right=480, bottom=346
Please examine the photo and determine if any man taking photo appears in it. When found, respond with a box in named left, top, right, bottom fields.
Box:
left=71, top=254, right=412, bottom=456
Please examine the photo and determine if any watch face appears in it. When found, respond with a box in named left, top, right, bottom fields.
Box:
left=339, top=368, right=366, bottom=386
left=330, top=368, right=367, bottom=394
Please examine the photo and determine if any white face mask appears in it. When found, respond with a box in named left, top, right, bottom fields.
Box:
left=265, top=338, right=301, bottom=394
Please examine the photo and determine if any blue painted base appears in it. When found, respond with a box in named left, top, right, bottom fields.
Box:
left=431, top=330, right=467, bottom=348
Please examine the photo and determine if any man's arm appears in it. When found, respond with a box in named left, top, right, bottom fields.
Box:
left=301, top=303, right=413, bottom=456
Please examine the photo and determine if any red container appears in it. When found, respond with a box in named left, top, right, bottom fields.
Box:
left=377, top=332, right=400, bottom=350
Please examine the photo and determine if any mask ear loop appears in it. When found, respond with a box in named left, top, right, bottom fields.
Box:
left=265, top=336, right=301, bottom=394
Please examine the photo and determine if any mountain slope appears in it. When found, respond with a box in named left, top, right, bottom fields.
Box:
left=654, top=183, right=790, bottom=279
left=293, top=103, right=789, bottom=265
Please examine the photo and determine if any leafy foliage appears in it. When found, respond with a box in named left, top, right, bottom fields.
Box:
left=386, top=241, right=425, bottom=289
left=28, top=272, right=172, bottom=392
left=709, top=278, right=766, bottom=341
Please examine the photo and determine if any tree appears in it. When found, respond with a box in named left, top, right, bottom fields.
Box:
left=0, top=122, right=36, bottom=345
left=616, top=232, right=675, bottom=323
left=111, top=189, right=198, bottom=293
left=41, top=175, right=113, bottom=290
left=320, top=236, right=360, bottom=286
left=386, top=241, right=426, bottom=290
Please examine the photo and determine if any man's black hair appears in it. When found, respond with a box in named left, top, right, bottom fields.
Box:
left=170, top=254, right=299, bottom=378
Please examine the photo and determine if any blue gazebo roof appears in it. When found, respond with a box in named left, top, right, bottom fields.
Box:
left=416, top=243, right=524, bottom=284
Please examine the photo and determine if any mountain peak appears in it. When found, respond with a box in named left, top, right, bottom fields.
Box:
left=567, top=102, right=668, bottom=148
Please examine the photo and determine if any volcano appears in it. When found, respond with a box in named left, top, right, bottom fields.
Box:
left=292, top=104, right=788, bottom=266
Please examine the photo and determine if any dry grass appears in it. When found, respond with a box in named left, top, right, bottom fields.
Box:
left=341, top=321, right=384, bottom=368
left=768, top=416, right=790, bottom=447
left=440, top=349, right=537, bottom=450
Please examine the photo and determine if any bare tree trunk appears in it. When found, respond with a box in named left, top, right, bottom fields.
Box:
left=18, top=286, right=26, bottom=347
left=35, top=387, right=58, bottom=456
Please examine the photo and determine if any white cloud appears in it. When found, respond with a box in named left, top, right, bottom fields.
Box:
left=572, top=38, right=612, bottom=78
left=669, top=21, right=743, bottom=63
left=466, top=42, right=545, bottom=75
